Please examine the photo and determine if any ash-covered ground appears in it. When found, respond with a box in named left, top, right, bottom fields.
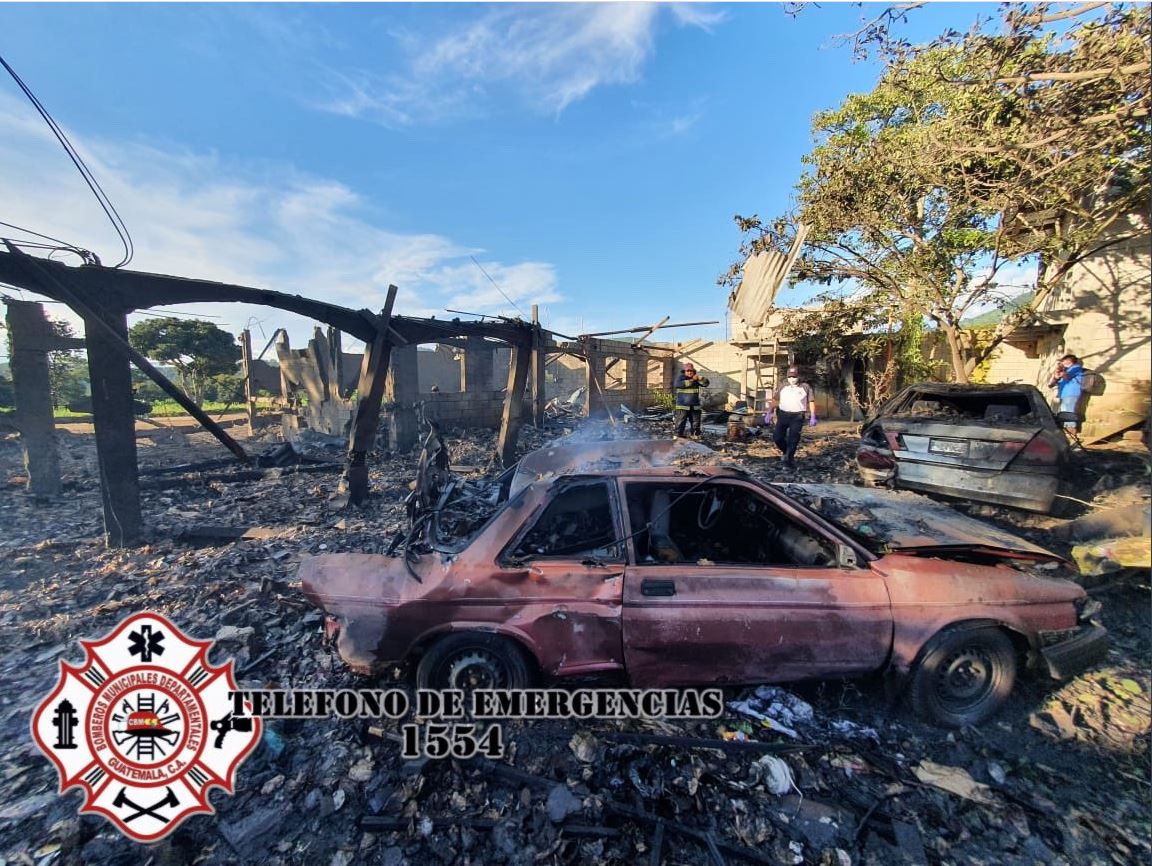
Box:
left=0, top=417, right=1148, bottom=866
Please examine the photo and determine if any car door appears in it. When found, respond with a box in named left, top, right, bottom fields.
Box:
left=491, top=478, right=627, bottom=678
left=620, top=478, right=892, bottom=689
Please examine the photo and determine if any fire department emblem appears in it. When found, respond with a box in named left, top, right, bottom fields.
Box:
left=31, top=612, right=262, bottom=842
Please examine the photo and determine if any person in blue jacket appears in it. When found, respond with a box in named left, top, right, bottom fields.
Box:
left=673, top=362, right=709, bottom=438
left=1048, top=353, right=1084, bottom=431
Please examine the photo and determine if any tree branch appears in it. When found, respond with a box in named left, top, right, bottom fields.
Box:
left=1019, top=2, right=1109, bottom=25
left=995, top=61, right=1150, bottom=86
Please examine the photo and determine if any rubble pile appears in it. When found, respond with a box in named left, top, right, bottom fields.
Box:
left=0, top=422, right=1148, bottom=865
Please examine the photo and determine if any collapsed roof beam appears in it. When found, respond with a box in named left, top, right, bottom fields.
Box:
left=3, top=244, right=250, bottom=464
left=0, top=252, right=534, bottom=348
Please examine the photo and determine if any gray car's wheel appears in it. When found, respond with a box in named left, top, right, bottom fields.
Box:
left=909, top=627, right=1017, bottom=728
left=416, top=633, right=532, bottom=692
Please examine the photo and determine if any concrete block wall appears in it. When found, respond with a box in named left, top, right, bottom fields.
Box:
left=421, top=390, right=523, bottom=428
left=417, top=347, right=464, bottom=393
left=668, top=342, right=744, bottom=404
left=980, top=340, right=1041, bottom=385
left=979, top=216, right=1151, bottom=439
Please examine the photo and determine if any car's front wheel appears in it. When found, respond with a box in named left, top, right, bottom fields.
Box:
left=909, top=627, right=1017, bottom=728
left=416, top=633, right=533, bottom=692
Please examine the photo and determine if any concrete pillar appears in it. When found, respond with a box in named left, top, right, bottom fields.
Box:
left=585, top=342, right=607, bottom=417
left=83, top=306, right=142, bottom=546
left=4, top=300, right=61, bottom=497
left=626, top=355, right=645, bottom=411
left=461, top=336, right=494, bottom=392
left=386, top=343, right=420, bottom=452
left=275, top=331, right=292, bottom=405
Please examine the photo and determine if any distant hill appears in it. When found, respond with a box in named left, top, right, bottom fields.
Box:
left=963, top=291, right=1036, bottom=328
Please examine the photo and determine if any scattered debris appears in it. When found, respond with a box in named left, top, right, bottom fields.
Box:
left=912, top=761, right=997, bottom=804
left=1072, top=536, right=1152, bottom=577
left=728, top=687, right=815, bottom=739
left=0, top=416, right=1147, bottom=865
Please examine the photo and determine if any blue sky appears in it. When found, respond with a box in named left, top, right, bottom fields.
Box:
left=0, top=2, right=996, bottom=351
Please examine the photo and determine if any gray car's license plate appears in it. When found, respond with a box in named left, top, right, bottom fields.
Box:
left=929, top=438, right=969, bottom=456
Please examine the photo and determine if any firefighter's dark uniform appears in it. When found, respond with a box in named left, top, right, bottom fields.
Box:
left=674, top=370, right=708, bottom=437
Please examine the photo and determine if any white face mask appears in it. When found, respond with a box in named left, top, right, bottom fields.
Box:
left=787, top=376, right=799, bottom=385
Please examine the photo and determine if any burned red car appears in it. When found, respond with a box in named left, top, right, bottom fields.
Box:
left=301, top=439, right=1106, bottom=727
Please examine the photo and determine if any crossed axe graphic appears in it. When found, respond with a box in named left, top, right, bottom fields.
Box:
left=112, top=786, right=179, bottom=823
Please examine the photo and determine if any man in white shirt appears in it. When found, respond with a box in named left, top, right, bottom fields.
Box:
left=769, top=366, right=817, bottom=470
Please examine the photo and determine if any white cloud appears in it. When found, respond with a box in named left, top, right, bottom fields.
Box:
left=0, top=93, right=559, bottom=350
left=669, top=3, right=728, bottom=32
left=313, top=3, right=723, bottom=125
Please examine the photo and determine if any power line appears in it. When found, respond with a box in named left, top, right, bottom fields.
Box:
left=469, top=255, right=526, bottom=318
left=0, top=236, right=89, bottom=264
left=0, top=53, right=134, bottom=268
left=0, top=219, right=83, bottom=251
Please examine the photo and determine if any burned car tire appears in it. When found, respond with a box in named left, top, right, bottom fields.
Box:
left=416, top=633, right=533, bottom=692
left=909, top=627, right=1016, bottom=728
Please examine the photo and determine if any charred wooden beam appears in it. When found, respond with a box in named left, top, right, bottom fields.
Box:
left=600, top=732, right=816, bottom=755
left=602, top=803, right=772, bottom=866
left=0, top=250, right=379, bottom=340
left=496, top=342, right=531, bottom=469
left=240, top=328, right=257, bottom=434
left=531, top=304, right=546, bottom=428
left=83, top=304, right=142, bottom=546
left=0, top=251, right=536, bottom=349
left=342, top=285, right=397, bottom=506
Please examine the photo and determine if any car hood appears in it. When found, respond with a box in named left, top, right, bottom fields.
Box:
left=778, top=483, right=1063, bottom=562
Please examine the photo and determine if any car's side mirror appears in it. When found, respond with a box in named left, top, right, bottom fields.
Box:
left=837, top=544, right=858, bottom=569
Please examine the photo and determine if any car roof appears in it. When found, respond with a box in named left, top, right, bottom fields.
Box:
left=509, top=438, right=726, bottom=495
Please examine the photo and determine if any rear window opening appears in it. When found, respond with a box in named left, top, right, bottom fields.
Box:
left=891, top=391, right=1038, bottom=423
left=625, top=482, right=835, bottom=567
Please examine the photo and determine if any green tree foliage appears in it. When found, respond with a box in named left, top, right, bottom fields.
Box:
left=202, top=373, right=244, bottom=404
left=45, top=319, right=88, bottom=408
left=771, top=298, right=938, bottom=412
left=727, top=3, right=1149, bottom=382
left=128, top=317, right=240, bottom=402
left=1, top=316, right=89, bottom=408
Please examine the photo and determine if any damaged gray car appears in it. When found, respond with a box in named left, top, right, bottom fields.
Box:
left=856, top=383, right=1070, bottom=513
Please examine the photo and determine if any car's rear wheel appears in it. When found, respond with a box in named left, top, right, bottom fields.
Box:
left=416, top=633, right=532, bottom=692
left=909, top=627, right=1016, bottom=728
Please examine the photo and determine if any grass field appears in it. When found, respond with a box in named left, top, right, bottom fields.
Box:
left=1, top=398, right=277, bottom=421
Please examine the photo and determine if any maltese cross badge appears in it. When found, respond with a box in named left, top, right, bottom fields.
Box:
left=31, top=612, right=262, bottom=841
